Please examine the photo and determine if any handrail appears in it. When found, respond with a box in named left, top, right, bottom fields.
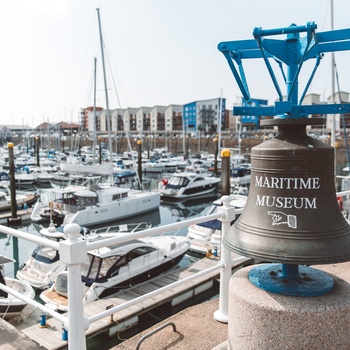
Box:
left=0, top=194, right=237, bottom=350
left=87, top=211, right=224, bottom=250
left=88, top=259, right=226, bottom=323
left=0, top=282, right=67, bottom=324
left=135, top=322, right=177, bottom=350
left=0, top=225, right=59, bottom=250
left=336, top=189, right=350, bottom=197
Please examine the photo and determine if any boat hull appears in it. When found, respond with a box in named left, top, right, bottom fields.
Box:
left=98, top=253, right=185, bottom=299
left=0, top=277, right=35, bottom=320
left=161, top=184, right=218, bottom=200
left=64, top=191, right=161, bottom=226
left=0, top=303, right=27, bottom=319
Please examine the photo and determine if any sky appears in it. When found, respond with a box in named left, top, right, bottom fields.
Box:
left=0, top=0, right=349, bottom=128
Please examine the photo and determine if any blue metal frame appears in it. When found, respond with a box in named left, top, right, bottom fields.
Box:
left=218, top=22, right=350, bottom=118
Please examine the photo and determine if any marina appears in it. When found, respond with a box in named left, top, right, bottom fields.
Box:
left=2, top=2, right=350, bottom=349
left=0, top=193, right=246, bottom=350
left=0, top=180, right=228, bottom=316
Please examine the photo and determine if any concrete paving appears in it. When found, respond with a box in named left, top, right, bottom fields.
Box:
left=0, top=316, right=46, bottom=350
left=111, top=261, right=350, bottom=350
left=112, top=298, right=228, bottom=350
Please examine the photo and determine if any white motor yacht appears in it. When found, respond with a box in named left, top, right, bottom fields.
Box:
left=159, top=172, right=220, bottom=200
left=40, top=235, right=190, bottom=311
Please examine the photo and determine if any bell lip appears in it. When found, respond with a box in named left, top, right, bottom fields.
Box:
left=260, top=118, right=325, bottom=127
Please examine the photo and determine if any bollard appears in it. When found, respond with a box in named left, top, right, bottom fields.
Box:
left=62, top=326, right=68, bottom=341
left=220, top=149, right=231, bottom=196
left=39, top=311, right=50, bottom=328
left=137, top=140, right=142, bottom=190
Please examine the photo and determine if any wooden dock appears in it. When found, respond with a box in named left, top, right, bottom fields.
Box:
left=21, top=255, right=251, bottom=350
left=0, top=208, right=32, bottom=224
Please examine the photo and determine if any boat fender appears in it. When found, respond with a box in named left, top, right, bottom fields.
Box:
left=338, top=196, right=343, bottom=211
left=206, top=249, right=213, bottom=258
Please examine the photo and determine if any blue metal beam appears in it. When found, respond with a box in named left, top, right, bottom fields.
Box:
left=218, top=22, right=350, bottom=118
left=233, top=103, right=350, bottom=117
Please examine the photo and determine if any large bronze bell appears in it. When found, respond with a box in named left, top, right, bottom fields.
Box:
left=224, top=118, right=350, bottom=265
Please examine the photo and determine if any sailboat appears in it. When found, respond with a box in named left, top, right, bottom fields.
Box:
left=33, top=10, right=160, bottom=229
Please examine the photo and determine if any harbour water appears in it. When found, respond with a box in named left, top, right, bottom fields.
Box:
left=0, top=189, right=219, bottom=277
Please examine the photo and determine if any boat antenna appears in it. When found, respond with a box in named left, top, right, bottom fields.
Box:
left=96, top=8, right=113, bottom=166
left=217, top=89, right=223, bottom=153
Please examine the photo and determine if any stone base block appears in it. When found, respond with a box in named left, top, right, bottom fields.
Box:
left=228, top=264, right=350, bottom=350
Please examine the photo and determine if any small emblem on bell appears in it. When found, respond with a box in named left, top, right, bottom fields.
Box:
left=268, top=211, right=297, bottom=229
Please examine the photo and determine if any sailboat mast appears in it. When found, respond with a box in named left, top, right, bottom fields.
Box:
left=96, top=8, right=113, bottom=164
left=217, top=89, right=223, bottom=153
left=93, top=57, right=97, bottom=165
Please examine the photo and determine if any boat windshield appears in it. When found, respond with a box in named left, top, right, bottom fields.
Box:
left=81, top=254, right=125, bottom=285
left=167, top=176, right=189, bottom=189
left=32, top=245, right=60, bottom=264
left=81, top=245, right=157, bottom=285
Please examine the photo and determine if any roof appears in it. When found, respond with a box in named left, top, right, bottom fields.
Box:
left=0, top=125, right=33, bottom=131
left=89, top=240, right=146, bottom=258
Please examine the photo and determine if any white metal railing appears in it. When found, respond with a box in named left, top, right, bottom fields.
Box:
left=0, top=195, right=238, bottom=350
left=3, top=189, right=349, bottom=348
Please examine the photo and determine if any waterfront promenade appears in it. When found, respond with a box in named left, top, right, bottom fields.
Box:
left=112, top=261, right=350, bottom=350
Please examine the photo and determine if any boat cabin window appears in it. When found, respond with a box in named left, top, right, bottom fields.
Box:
left=193, top=177, right=205, bottom=182
left=231, top=168, right=250, bottom=177
left=105, top=246, right=156, bottom=278
left=32, top=245, right=60, bottom=264
left=128, top=246, right=155, bottom=260
left=112, top=192, right=128, bottom=201
left=75, top=195, right=98, bottom=207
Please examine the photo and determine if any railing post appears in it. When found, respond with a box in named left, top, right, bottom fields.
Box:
left=214, top=195, right=236, bottom=323
left=59, top=223, right=89, bottom=350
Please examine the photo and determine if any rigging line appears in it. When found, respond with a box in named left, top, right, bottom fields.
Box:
left=335, top=62, right=350, bottom=175
left=104, top=43, right=124, bottom=110
left=72, top=11, right=99, bottom=118
left=320, top=0, right=331, bottom=32
left=94, top=16, right=128, bottom=110
left=83, top=63, right=95, bottom=109
left=97, top=8, right=113, bottom=163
